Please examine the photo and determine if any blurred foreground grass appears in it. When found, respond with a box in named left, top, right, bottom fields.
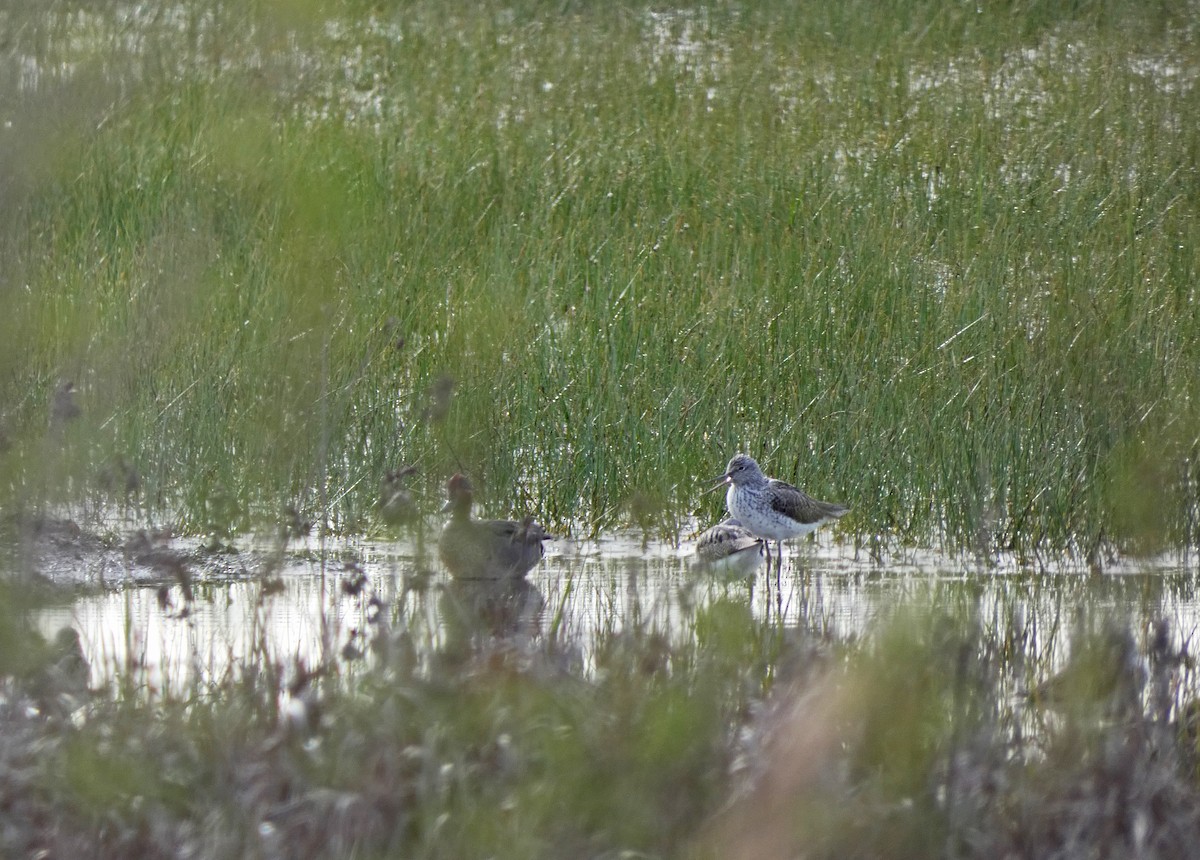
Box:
left=4, top=569, right=1200, bottom=859
left=1, top=0, right=1198, bottom=559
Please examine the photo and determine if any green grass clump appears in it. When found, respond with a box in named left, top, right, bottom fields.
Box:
left=0, top=0, right=1197, bottom=559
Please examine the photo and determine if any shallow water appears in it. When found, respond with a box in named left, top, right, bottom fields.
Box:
left=29, top=529, right=1200, bottom=697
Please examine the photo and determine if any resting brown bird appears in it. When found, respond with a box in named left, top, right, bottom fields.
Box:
left=438, top=474, right=552, bottom=579
left=695, top=518, right=765, bottom=577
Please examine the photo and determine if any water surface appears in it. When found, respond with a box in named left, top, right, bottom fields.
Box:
left=32, top=530, right=1200, bottom=697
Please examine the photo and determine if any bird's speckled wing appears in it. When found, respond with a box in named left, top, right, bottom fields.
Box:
left=767, top=479, right=849, bottom=525
left=696, top=521, right=762, bottom=562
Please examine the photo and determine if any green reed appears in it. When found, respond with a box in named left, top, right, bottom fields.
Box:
left=1, top=0, right=1196, bottom=558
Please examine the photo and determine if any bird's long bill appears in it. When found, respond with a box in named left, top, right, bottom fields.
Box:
left=439, top=500, right=453, bottom=513
left=705, top=473, right=732, bottom=493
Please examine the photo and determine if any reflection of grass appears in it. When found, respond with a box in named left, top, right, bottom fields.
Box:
left=4, top=573, right=1200, bottom=858
left=0, top=1, right=1197, bottom=558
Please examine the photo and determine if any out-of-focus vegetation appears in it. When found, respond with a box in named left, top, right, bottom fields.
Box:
left=3, top=567, right=1200, bottom=859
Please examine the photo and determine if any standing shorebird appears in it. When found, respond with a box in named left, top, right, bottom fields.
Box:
left=439, top=473, right=552, bottom=579
left=708, top=454, right=848, bottom=572
left=695, top=518, right=765, bottom=577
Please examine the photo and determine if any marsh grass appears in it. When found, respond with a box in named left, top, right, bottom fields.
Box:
left=2, top=0, right=1198, bottom=559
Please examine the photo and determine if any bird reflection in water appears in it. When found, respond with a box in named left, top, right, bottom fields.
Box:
left=437, top=578, right=547, bottom=670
